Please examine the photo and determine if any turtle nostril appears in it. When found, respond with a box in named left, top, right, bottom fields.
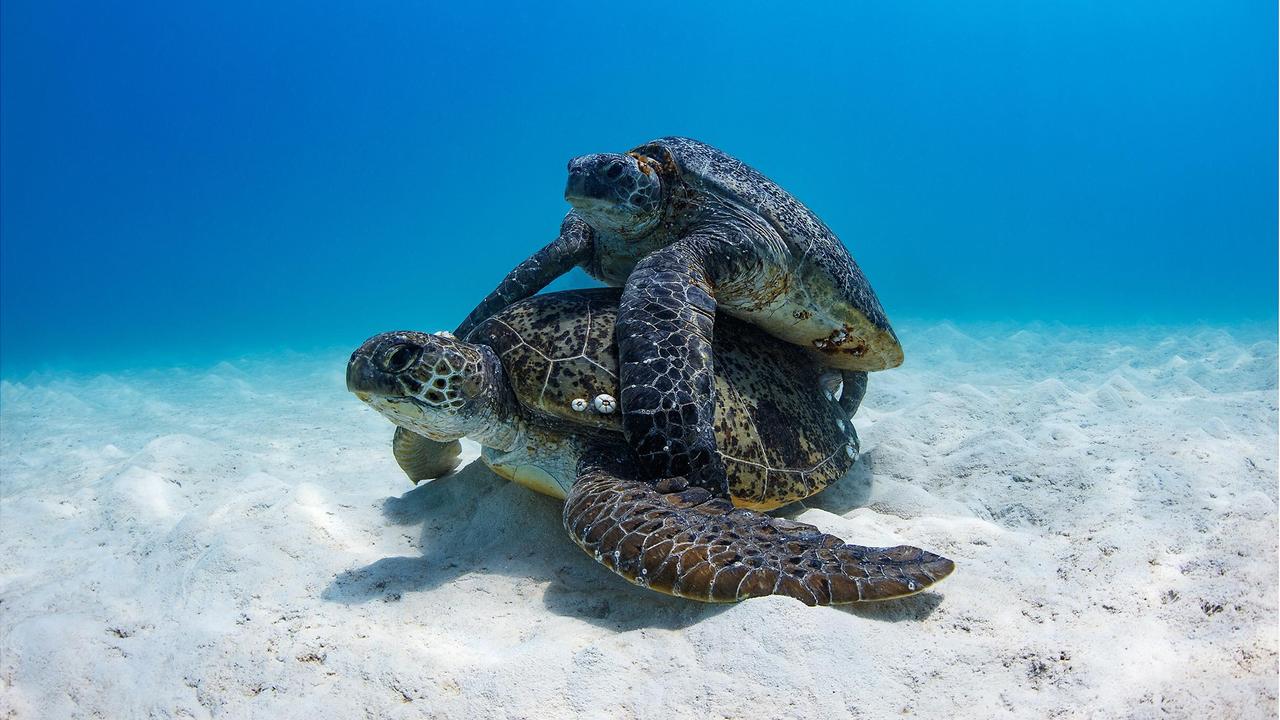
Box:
left=380, top=343, right=420, bottom=373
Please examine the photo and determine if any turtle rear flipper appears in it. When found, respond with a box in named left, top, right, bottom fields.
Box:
left=839, top=370, right=869, bottom=418
left=564, top=448, right=954, bottom=605
left=392, top=427, right=462, bottom=483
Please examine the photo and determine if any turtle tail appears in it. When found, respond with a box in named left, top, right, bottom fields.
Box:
left=563, top=447, right=954, bottom=605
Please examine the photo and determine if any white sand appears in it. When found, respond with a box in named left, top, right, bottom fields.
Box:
left=1, top=324, right=1276, bottom=719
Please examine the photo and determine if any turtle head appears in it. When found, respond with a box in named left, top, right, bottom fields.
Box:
left=564, top=152, right=663, bottom=237
left=347, top=331, right=520, bottom=449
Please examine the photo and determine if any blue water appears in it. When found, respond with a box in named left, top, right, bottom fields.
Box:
left=1, top=1, right=1275, bottom=375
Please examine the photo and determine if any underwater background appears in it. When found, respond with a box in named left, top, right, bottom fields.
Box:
left=3, top=4, right=1278, bottom=717
left=1, top=1, right=1275, bottom=375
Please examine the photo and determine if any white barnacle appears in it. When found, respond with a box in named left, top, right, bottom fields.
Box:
left=571, top=398, right=588, bottom=412
left=593, top=394, right=617, bottom=413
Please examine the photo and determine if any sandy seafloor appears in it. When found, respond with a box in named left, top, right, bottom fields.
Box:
left=1, top=323, right=1276, bottom=719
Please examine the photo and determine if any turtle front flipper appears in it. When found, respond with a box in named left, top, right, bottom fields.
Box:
left=392, top=427, right=462, bottom=483
left=563, top=447, right=955, bottom=605
left=616, top=240, right=727, bottom=494
left=454, top=213, right=593, bottom=338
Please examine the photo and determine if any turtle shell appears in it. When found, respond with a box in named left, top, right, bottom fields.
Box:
left=466, top=288, right=858, bottom=510
left=634, top=136, right=899, bottom=361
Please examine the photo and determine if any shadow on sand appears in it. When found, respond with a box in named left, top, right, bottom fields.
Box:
left=323, top=451, right=941, bottom=629
left=322, top=461, right=731, bottom=630
left=799, top=450, right=877, bottom=516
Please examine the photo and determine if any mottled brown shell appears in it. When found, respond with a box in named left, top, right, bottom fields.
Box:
left=467, top=289, right=857, bottom=510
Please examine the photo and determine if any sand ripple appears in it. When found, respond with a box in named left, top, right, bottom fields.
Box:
left=1, top=324, right=1276, bottom=718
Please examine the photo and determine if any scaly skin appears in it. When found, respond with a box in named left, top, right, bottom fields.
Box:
left=455, top=137, right=902, bottom=493
left=616, top=241, right=724, bottom=492
left=348, top=291, right=954, bottom=605
left=463, top=289, right=860, bottom=510
left=565, top=445, right=954, bottom=605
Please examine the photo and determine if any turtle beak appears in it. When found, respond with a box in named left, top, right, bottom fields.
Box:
left=346, top=351, right=378, bottom=395
left=347, top=333, right=423, bottom=397
left=564, top=153, right=628, bottom=206
left=564, top=158, right=595, bottom=204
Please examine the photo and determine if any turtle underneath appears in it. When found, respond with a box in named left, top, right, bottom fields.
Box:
left=349, top=289, right=952, bottom=605
left=453, top=137, right=901, bottom=495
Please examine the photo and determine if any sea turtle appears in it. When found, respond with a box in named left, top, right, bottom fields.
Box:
left=349, top=289, right=951, bottom=605
left=452, top=137, right=902, bottom=495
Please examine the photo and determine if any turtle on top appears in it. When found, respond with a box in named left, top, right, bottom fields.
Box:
left=348, top=289, right=952, bottom=605
left=453, top=137, right=902, bottom=495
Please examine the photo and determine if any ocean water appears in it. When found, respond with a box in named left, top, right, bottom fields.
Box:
left=1, top=1, right=1275, bottom=373
left=1, top=3, right=1277, bottom=718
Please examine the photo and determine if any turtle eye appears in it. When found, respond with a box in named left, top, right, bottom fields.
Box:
left=379, top=343, right=420, bottom=373
left=605, top=161, right=624, bottom=180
